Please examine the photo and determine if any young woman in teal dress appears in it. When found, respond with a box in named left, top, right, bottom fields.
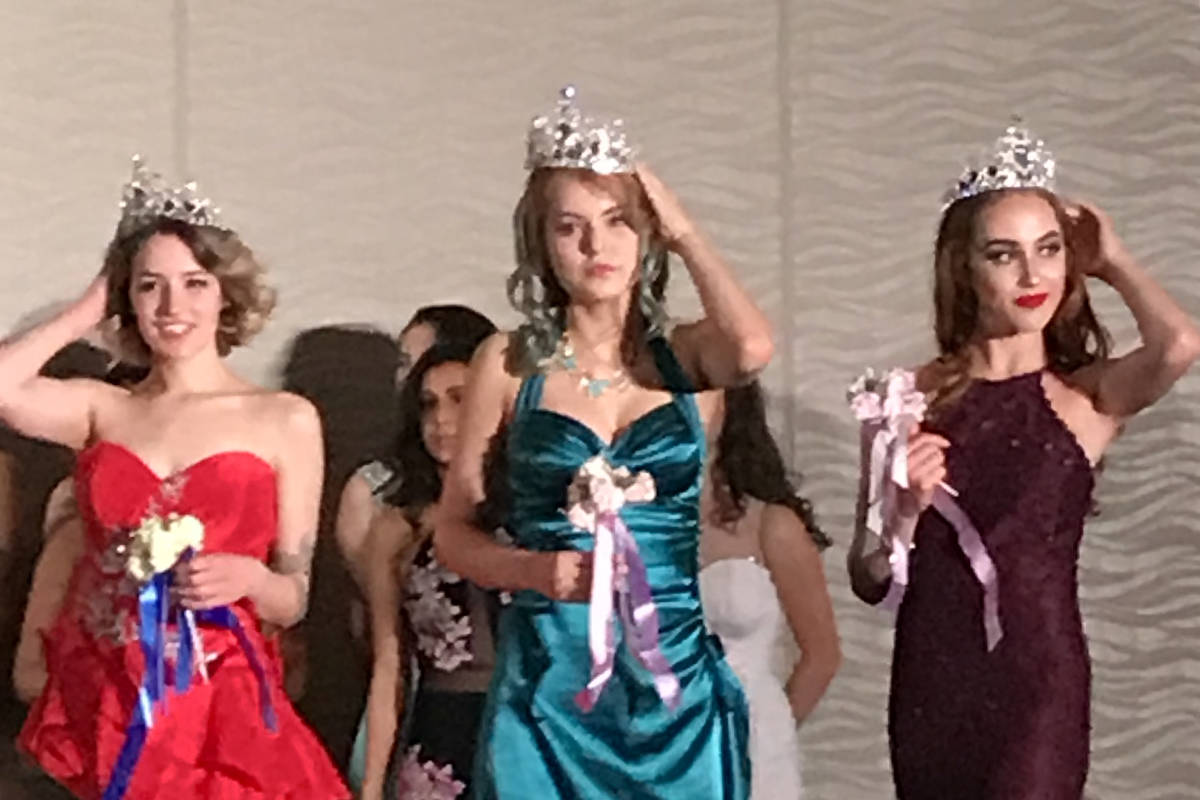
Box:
left=435, top=86, right=773, bottom=800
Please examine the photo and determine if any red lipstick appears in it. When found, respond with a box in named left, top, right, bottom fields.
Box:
left=1015, top=293, right=1048, bottom=309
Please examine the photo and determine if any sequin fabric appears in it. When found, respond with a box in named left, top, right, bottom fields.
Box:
left=889, top=371, right=1094, bottom=799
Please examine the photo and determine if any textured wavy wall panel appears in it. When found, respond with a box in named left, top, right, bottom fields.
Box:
left=0, top=3, right=175, bottom=334
left=1, top=1, right=1197, bottom=797
left=184, top=0, right=781, bottom=382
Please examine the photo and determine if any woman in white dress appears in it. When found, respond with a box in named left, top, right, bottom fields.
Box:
left=698, top=382, right=841, bottom=799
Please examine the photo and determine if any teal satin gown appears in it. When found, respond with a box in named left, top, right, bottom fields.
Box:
left=473, top=338, right=750, bottom=799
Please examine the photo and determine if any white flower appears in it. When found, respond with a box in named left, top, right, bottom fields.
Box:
left=125, top=513, right=205, bottom=583
left=564, top=457, right=657, bottom=533
left=847, top=367, right=926, bottom=429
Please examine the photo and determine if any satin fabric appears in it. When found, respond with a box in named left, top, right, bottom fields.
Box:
left=473, top=339, right=749, bottom=800
left=20, top=441, right=348, bottom=800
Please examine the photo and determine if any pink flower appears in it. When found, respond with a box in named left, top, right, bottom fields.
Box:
left=563, top=457, right=657, bottom=534
left=847, top=367, right=926, bottom=429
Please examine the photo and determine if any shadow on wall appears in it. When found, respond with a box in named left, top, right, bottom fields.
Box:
left=278, top=324, right=400, bottom=769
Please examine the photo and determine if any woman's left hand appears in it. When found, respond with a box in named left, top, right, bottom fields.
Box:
left=176, top=553, right=268, bottom=609
left=1069, top=200, right=1133, bottom=280
left=636, top=163, right=697, bottom=248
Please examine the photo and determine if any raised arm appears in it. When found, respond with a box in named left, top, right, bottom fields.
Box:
left=635, top=166, right=774, bottom=389
left=760, top=504, right=840, bottom=724
left=0, top=277, right=111, bottom=449
left=360, top=510, right=416, bottom=800
left=434, top=333, right=589, bottom=601
left=1070, top=203, right=1200, bottom=420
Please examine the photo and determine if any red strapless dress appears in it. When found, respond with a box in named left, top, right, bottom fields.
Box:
left=19, top=440, right=349, bottom=800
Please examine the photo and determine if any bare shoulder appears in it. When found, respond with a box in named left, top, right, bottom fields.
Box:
left=759, top=502, right=820, bottom=556
left=480, top=331, right=523, bottom=377
left=250, top=390, right=321, bottom=460
left=265, top=390, right=321, bottom=432
left=474, top=331, right=523, bottom=401
left=1044, top=369, right=1119, bottom=461
left=340, top=470, right=373, bottom=505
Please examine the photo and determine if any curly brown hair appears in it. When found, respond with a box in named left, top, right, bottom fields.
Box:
left=102, top=218, right=276, bottom=361
left=924, top=188, right=1111, bottom=413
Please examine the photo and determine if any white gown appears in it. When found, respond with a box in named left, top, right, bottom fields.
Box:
left=700, top=557, right=804, bottom=800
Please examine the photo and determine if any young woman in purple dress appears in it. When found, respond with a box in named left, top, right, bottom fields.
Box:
left=848, top=124, right=1200, bottom=799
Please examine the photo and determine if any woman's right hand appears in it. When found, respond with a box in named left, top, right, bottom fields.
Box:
left=536, top=550, right=593, bottom=602
left=899, top=423, right=950, bottom=516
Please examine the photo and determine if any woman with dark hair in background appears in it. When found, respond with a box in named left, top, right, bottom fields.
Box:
left=336, top=306, right=496, bottom=792
left=698, top=383, right=839, bottom=799
left=336, top=305, right=497, bottom=590
left=847, top=124, right=1200, bottom=798
left=360, top=341, right=500, bottom=799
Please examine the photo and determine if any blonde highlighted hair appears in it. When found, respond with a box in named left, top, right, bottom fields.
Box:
left=102, top=218, right=276, bottom=362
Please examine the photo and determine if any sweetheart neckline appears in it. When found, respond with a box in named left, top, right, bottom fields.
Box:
left=526, top=402, right=681, bottom=450
left=82, top=440, right=276, bottom=482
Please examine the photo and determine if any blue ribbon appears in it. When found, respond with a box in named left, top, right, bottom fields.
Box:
left=102, top=565, right=278, bottom=800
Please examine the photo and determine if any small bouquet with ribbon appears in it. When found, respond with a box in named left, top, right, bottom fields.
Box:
left=103, top=512, right=277, bottom=800
left=395, top=745, right=466, bottom=799
left=565, top=456, right=680, bottom=712
left=125, top=512, right=205, bottom=582
left=847, top=368, right=1003, bottom=651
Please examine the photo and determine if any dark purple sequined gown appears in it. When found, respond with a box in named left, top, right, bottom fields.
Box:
left=889, top=372, right=1093, bottom=799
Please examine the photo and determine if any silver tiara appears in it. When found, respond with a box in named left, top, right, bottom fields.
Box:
left=117, top=155, right=226, bottom=237
left=942, top=121, right=1056, bottom=209
left=525, top=85, right=636, bottom=175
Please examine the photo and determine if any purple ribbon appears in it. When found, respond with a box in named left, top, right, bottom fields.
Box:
left=575, top=511, right=680, bottom=712
left=874, top=419, right=1003, bottom=651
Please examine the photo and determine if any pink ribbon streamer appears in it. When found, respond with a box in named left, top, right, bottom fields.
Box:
left=852, top=370, right=1003, bottom=652
left=575, top=510, right=681, bottom=712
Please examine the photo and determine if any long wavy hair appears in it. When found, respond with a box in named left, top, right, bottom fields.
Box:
left=507, top=168, right=670, bottom=371
left=710, top=382, right=829, bottom=549
left=383, top=341, right=477, bottom=521
left=925, top=188, right=1111, bottom=414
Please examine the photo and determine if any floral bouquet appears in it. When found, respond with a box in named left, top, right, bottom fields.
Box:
left=847, top=367, right=928, bottom=432
left=565, top=455, right=656, bottom=533
left=124, top=512, right=205, bottom=583
left=846, top=367, right=1002, bottom=651
left=564, top=456, right=679, bottom=712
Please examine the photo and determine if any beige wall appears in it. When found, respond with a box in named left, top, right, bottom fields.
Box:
left=2, top=1, right=1197, bottom=796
